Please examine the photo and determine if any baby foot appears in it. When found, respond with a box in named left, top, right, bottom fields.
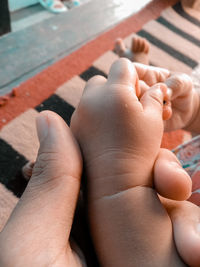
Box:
left=131, top=35, right=150, bottom=54
left=114, top=36, right=150, bottom=65
left=114, top=38, right=132, bottom=59
left=131, top=35, right=150, bottom=65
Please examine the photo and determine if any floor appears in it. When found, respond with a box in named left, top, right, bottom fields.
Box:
left=10, top=0, right=90, bottom=32
left=0, top=0, right=151, bottom=95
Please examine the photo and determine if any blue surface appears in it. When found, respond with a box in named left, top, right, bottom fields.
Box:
left=9, top=0, right=38, bottom=11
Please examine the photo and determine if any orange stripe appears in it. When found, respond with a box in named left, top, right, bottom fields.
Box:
left=0, top=0, right=178, bottom=129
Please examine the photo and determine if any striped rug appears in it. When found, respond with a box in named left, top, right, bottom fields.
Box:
left=0, top=0, right=200, bottom=231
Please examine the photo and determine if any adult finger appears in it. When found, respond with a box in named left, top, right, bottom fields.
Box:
left=154, top=148, right=192, bottom=201
left=1, top=111, right=82, bottom=250
left=160, top=197, right=200, bottom=267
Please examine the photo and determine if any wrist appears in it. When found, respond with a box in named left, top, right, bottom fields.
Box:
left=87, top=155, right=154, bottom=201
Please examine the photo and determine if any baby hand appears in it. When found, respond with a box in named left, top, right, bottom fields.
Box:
left=133, top=64, right=200, bottom=133
left=164, top=73, right=200, bottom=133
left=71, top=58, right=185, bottom=267
left=71, top=58, right=170, bottom=198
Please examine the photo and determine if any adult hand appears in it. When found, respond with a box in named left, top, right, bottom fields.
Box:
left=0, top=111, right=85, bottom=267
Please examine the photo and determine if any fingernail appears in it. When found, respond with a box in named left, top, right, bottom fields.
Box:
left=36, top=113, right=49, bottom=143
left=169, top=161, right=182, bottom=168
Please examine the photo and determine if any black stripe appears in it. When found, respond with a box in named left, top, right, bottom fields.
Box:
left=80, top=66, right=107, bottom=81
left=157, top=16, right=200, bottom=47
left=35, top=94, right=75, bottom=126
left=173, top=2, right=200, bottom=27
left=0, top=138, right=28, bottom=197
left=138, top=30, right=197, bottom=68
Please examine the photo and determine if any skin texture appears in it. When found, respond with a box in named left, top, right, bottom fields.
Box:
left=1, top=59, right=200, bottom=266
left=71, top=58, right=186, bottom=266
left=0, top=111, right=86, bottom=267
left=130, top=62, right=200, bottom=267
left=160, top=197, right=200, bottom=267
left=134, top=55, right=200, bottom=267
left=115, top=43, right=200, bottom=266
left=156, top=70, right=200, bottom=267
left=164, top=73, right=200, bottom=133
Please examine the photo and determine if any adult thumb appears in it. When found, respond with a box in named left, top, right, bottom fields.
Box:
left=2, top=111, right=82, bottom=249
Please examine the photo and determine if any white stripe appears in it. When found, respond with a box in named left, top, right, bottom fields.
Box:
left=143, top=20, right=200, bottom=62
left=162, top=7, right=200, bottom=41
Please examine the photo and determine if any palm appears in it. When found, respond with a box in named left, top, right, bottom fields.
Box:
left=35, top=246, right=85, bottom=267
left=0, top=219, right=86, bottom=267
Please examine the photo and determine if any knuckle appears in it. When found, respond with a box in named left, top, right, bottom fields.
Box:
left=32, top=151, right=58, bottom=178
left=147, top=84, right=164, bottom=107
left=157, top=71, right=166, bottom=82
left=150, top=92, right=163, bottom=106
